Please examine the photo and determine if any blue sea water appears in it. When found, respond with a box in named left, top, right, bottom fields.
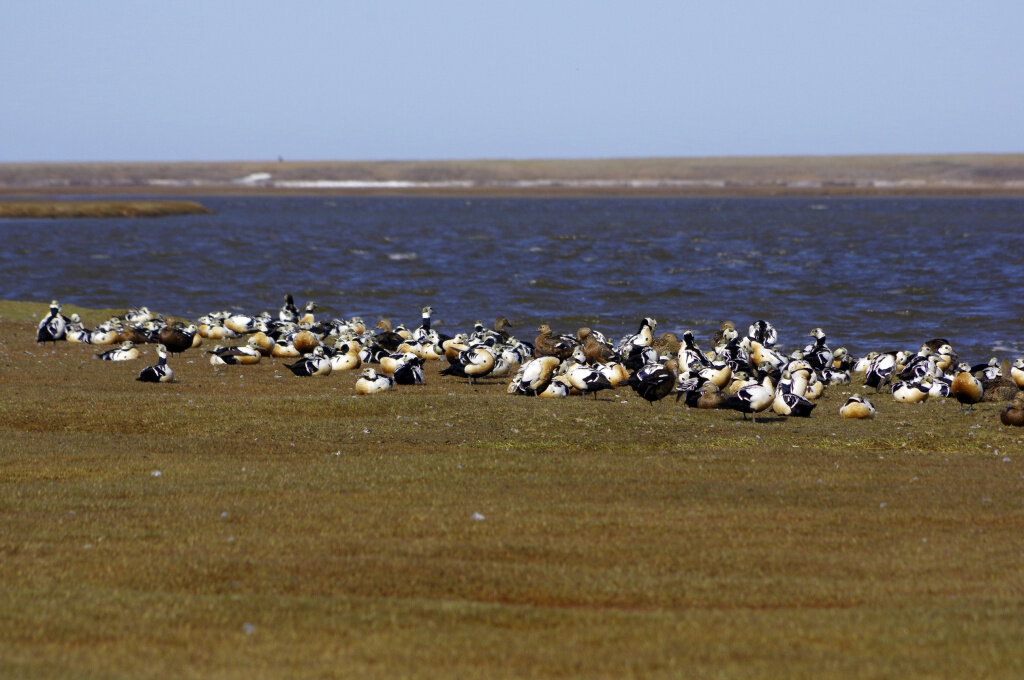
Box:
left=3, top=195, right=1022, bottom=362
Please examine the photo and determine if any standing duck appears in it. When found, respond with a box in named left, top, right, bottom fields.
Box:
left=627, top=362, right=676, bottom=405
left=279, top=293, right=299, bottom=323
left=36, top=300, right=68, bottom=344
left=158, top=324, right=199, bottom=355
left=577, top=327, right=618, bottom=365
left=137, top=344, right=174, bottom=383
left=805, top=327, right=833, bottom=372
left=721, top=374, right=774, bottom=421
left=534, top=324, right=575, bottom=360
left=950, top=368, right=984, bottom=411
left=747, top=319, right=778, bottom=347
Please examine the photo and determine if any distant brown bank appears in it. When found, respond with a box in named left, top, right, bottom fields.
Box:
left=0, top=200, right=212, bottom=218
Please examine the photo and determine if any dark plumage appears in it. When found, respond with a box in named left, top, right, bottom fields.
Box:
left=157, top=324, right=198, bottom=354
left=393, top=355, right=425, bottom=385
left=627, top=363, right=675, bottom=404
left=981, top=376, right=1019, bottom=403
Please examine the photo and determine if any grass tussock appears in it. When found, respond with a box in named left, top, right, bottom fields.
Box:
left=2, top=300, right=1024, bottom=679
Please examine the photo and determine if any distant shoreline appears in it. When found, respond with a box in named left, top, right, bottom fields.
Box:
left=2, top=154, right=1023, bottom=198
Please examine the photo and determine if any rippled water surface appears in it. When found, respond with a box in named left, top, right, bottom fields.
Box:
left=4, top=196, right=1023, bottom=361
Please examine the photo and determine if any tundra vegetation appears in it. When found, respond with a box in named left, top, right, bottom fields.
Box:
left=1, top=300, right=1022, bottom=679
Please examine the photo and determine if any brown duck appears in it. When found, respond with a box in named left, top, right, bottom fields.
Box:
left=999, top=393, right=1024, bottom=427
left=576, top=327, right=617, bottom=364
left=534, top=324, right=574, bottom=360
left=158, top=323, right=199, bottom=354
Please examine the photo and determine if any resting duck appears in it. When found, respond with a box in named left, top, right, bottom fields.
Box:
left=328, top=341, right=362, bottom=371
left=122, top=306, right=154, bottom=325
left=90, top=321, right=122, bottom=346
left=441, top=346, right=496, bottom=384
left=864, top=352, right=898, bottom=390
left=393, top=354, right=425, bottom=385
left=224, top=313, right=259, bottom=335
left=596, top=360, right=630, bottom=387
left=355, top=367, right=394, bottom=394
left=65, top=314, right=92, bottom=344
left=839, top=394, right=876, bottom=419
left=284, top=346, right=332, bottom=377
left=971, top=357, right=1001, bottom=381
left=207, top=341, right=262, bottom=365
left=999, top=393, right=1024, bottom=427
left=291, top=329, right=321, bottom=355
left=96, top=341, right=140, bottom=361
left=981, top=371, right=1018, bottom=403
left=1011, top=359, right=1024, bottom=389
left=712, top=321, right=737, bottom=348
left=891, top=379, right=932, bottom=403
left=749, top=340, right=787, bottom=374
left=137, top=344, right=174, bottom=383
left=561, top=350, right=614, bottom=399
left=537, top=376, right=572, bottom=398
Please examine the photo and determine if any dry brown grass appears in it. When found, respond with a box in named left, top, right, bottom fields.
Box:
left=2, top=300, right=1023, bottom=679
left=0, top=201, right=211, bottom=218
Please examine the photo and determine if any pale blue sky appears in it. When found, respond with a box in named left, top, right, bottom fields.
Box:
left=4, top=2, right=1023, bottom=162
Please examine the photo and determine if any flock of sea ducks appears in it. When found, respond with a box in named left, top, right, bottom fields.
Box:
left=33, top=296, right=1024, bottom=426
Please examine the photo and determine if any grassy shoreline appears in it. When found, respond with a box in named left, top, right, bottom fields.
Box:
left=3, top=300, right=1023, bottom=678
left=0, top=200, right=212, bottom=218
